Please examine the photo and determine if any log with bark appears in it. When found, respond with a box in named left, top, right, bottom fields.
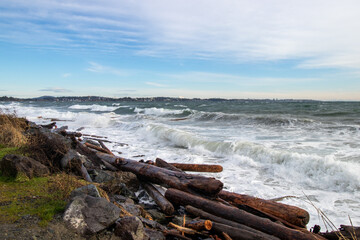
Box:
left=141, top=182, right=175, bottom=215
left=185, top=206, right=279, bottom=240
left=185, top=219, right=213, bottom=231
left=219, top=190, right=310, bottom=228
left=96, top=152, right=223, bottom=196
left=320, top=225, right=360, bottom=240
left=155, top=158, right=183, bottom=172
left=165, top=188, right=325, bottom=240
left=170, top=163, right=223, bottom=173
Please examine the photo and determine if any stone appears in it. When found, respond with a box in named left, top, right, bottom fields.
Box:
left=63, top=195, right=121, bottom=236
left=146, top=209, right=167, bottom=224
left=144, top=229, right=165, bottom=240
left=69, top=184, right=101, bottom=200
left=0, top=154, right=50, bottom=179
left=138, top=217, right=166, bottom=231
left=114, top=216, right=149, bottom=240
left=61, top=149, right=92, bottom=170
left=120, top=202, right=142, bottom=217
left=91, top=170, right=115, bottom=183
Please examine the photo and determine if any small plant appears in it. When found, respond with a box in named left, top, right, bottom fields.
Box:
left=0, top=112, right=28, bottom=148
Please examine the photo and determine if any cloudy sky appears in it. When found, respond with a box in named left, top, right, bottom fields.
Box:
left=1, top=0, right=360, bottom=100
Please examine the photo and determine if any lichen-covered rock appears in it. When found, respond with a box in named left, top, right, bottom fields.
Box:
left=91, top=169, right=115, bottom=183
left=114, top=216, right=149, bottom=240
left=0, top=154, right=50, bottom=179
left=63, top=195, right=120, bottom=236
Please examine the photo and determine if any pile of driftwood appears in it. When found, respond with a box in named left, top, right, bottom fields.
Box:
left=51, top=124, right=356, bottom=240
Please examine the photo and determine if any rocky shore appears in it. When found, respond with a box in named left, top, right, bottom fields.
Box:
left=0, top=114, right=358, bottom=240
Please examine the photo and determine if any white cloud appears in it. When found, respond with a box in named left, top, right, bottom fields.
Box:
left=1, top=1, right=360, bottom=69
left=86, top=62, right=127, bottom=76
left=39, top=87, right=72, bottom=93
left=145, top=82, right=167, bottom=87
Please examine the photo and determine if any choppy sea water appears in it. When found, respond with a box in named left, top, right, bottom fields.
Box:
left=1, top=100, right=359, bottom=230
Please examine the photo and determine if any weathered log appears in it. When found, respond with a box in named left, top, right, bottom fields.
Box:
left=211, top=221, right=278, bottom=240
left=219, top=190, right=309, bottom=228
left=85, top=142, right=113, bottom=155
left=185, top=219, right=212, bottom=231
left=320, top=225, right=360, bottom=240
left=98, top=141, right=115, bottom=155
left=80, top=163, right=93, bottom=182
left=171, top=163, right=223, bottom=173
left=155, top=158, right=183, bottom=172
left=185, top=206, right=279, bottom=239
left=222, top=232, right=232, bottom=240
left=142, top=182, right=175, bottom=215
left=96, top=152, right=223, bottom=196
left=165, top=188, right=325, bottom=240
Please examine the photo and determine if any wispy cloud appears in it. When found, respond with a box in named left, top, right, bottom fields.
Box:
left=62, top=73, right=71, bottom=78
left=1, top=1, right=360, bottom=69
left=39, top=87, right=72, bottom=93
left=86, top=62, right=127, bottom=76
left=145, top=81, right=167, bottom=87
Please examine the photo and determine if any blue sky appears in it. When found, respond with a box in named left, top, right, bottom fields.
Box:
left=1, top=0, right=360, bottom=100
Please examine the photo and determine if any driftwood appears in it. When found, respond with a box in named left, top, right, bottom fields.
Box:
left=320, top=225, right=360, bottom=240
left=165, top=188, right=325, bottom=240
left=170, top=163, right=223, bottom=173
left=96, top=152, right=223, bottom=196
left=41, top=122, right=57, bottom=129
left=185, top=206, right=279, bottom=240
left=98, top=140, right=115, bottom=156
left=185, top=219, right=212, bottom=231
left=142, top=182, right=175, bottom=215
left=219, top=190, right=309, bottom=228
left=168, top=222, right=200, bottom=235
left=155, top=158, right=183, bottom=172
left=85, top=142, right=113, bottom=155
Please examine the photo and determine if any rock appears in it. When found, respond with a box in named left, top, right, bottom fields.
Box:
left=0, top=154, right=50, bottom=179
left=138, top=217, right=166, bottom=231
left=109, top=171, right=140, bottom=192
left=146, top=209, right=167, bottom=224
left=119, top=203, right=142, bottom=217
left=172, top=215, right=193, bottom=227
left=114, top=216, right=149, bottom=240
left=91, top=170, right=115, bottom=183
left=102, top=182, right=138, bottom=202
left=69, top=184, right=101, bottom=200
left=63, top=195, right=121, bottom=236
left=144, top=229, right=165, bottom=240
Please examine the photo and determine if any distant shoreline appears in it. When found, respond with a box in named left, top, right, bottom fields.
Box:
left=1, top=95, right=354, bottom=103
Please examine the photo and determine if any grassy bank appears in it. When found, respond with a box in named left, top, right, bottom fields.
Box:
left=0, top=113, right=88, bottom=226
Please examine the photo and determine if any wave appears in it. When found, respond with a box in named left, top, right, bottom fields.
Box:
left=191, top=111, right=314, bottom=126
left=134, top=107, right=192, bottom=117
left=69, top=104, right=118, bottom=112
left=143, top=124, right=360, bottom=192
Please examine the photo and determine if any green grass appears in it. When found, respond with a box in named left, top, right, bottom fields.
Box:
left=0, top=145, right=21, bottom=160
left=0, top=176, right=68, bottom=226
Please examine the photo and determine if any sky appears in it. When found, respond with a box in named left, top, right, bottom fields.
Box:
left=1, top=0, right=360, bottom=100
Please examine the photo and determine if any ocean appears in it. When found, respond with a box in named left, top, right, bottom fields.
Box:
left=1, top=99, right=359, bottom=230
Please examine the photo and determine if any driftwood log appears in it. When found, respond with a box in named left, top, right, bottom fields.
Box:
left=96, top=152, right=223, bottom=196
left=185, top=219, right=213, bottom=231
left=185, top=206, right=279, bottom=240
left=165, top=188, right=325, bottom=240
left=155, top=158, right=183, bottom=172
left=141, top=182, right=175, bottom=215
left=170, top=163, right=223, bottom=173
left=219, top=190, right=309, bottom=228
left=320, top=225, right=360, bottom=240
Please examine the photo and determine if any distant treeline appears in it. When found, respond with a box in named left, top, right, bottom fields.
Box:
left=0, top=95, right=320, bottom=103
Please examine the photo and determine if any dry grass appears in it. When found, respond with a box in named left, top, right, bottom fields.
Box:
left=0, top=112, right=28, bottom=147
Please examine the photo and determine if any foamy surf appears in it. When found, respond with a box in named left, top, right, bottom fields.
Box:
left=1, top=100, right=359, bottom=229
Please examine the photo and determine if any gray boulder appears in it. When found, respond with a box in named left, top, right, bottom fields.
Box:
left=144, top=229, right=165, bottom=240
left=69, top=184, right=101, bottom=200
left=0, top=154, right=50, bottom=179
left=63, top=195, right=120, bottom=236
left=114, top=216, right=149, bottom=240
